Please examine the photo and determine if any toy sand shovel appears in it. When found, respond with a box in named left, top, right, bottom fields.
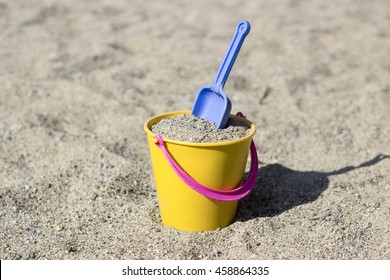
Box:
left=191, top=20, right=251, bottom=128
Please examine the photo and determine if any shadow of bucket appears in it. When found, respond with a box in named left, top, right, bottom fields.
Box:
left=144, top=110, right=258, bottom=232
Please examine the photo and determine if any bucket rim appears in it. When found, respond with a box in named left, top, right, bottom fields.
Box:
left=144, top=110, right=256, bottom=147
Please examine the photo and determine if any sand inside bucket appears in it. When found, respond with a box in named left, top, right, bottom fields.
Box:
left=150, top=114, right=251, bottom=143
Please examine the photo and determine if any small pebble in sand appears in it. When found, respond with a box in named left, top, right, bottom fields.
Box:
left=28, top=252, right=36, bottom=259
left=52, top=224, right=63, bottom=231
left=150, top=114, right=252, bottom=143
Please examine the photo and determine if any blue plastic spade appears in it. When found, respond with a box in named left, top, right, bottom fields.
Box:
left=191, top=20, right=251, bottom=128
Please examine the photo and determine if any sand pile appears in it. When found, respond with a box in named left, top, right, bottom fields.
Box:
left=150, top=114, right=251, bottom=143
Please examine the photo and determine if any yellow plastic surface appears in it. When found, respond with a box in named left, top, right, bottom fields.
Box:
left=144, top=111, right=256, bottom=232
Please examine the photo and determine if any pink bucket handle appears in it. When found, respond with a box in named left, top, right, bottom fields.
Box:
left=153, top=113, right=258, bottom=202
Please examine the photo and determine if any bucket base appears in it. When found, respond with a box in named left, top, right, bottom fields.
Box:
left=159, top=198, right=238, bottom=232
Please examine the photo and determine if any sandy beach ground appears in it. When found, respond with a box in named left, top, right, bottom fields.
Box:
left=0, top=0, right=389, bottom=259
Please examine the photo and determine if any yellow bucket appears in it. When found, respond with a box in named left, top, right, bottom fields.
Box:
left=144, top=110, right=257, bottom=232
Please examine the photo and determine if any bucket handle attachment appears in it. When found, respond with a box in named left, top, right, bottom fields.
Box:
left=153, top=113, right=258, bottom=202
